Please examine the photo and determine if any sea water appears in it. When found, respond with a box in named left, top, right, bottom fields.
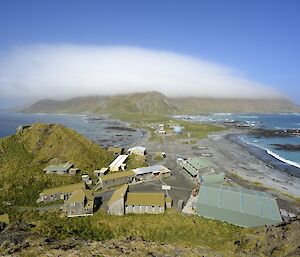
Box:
left=0, top=111, right=142, bottom=147
left=176, top=113, right=300, bottom=171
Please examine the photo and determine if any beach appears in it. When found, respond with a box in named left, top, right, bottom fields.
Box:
left=139, top=128, right=300, bottom=213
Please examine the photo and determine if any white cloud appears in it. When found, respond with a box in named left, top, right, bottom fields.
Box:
left=0, top=44, right=283, bottom=100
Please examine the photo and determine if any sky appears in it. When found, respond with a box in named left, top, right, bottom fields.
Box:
left=0, top=0, right=299, bottom=108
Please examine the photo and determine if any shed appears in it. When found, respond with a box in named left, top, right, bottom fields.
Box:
left=165, top=196, right=173, bottom=208
left=128, top=146, right=146, bottom=156
left=43, top=162, right=74, bottom=174
left=109, top=155, right=128, bottom=172
left=94, top=167, right=108, bottom=177
left=196, top=185, right=282, bottom=227
left=69, top=168, right=80, bottom=175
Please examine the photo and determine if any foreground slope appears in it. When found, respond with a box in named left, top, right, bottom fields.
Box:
left=23, top=91, right=300, bottom=115
left=0, top=123, right=113, bottom=209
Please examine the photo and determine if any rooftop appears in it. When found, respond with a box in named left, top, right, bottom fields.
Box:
left=66, top=189, right=94, bottom=204
left=109, top=155, right=128, bottom=169
left=108, top=184, right=129, bottom=206
left=41, top=182, right=85, bottom=195
left=187, top=157, right=217, bottom=170
left=126, top=192, right=165, bottom=206
left=200, top=173, right=225, bottom=185
left=43, top=162, right=73, bottom=172
left=182, top=162, right=198, bottom=177
left=197, top=184, right=282, bottom=222
left=133, top=165, right=171, bottom=175
left=128, top=146, right=146, bottom=152
left=100, top=170, right=135, bottom=182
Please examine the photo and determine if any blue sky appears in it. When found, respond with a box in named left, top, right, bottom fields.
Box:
left=0, top=0, right=299, bottom=106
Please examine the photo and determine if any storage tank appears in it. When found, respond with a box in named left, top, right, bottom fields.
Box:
left=173, top=126, right=182, bottom=134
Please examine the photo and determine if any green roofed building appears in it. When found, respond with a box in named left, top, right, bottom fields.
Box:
left=64, top=189, right=94, bottom=217
left=99, top=170, right=136, bottom=189
left=200, top=173, right=225, bottom=185
left=125, top=192, right=166, bottom=214
left=196, top=185, right=282, bottom=227
left=39, top=182, right=86, bottom=203
left=182, top=157, right=217, bottom=177
left=43, top=162, right=74, bottom=174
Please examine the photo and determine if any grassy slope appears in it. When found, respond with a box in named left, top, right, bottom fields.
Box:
left=16, top=209, right=242, bottom=255
left=0, top=123, right=113, bottom=210
left=13, top=209, right=300, bottom=257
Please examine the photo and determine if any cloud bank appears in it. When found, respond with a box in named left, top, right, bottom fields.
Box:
left=0, top=44, right=283, bottom=101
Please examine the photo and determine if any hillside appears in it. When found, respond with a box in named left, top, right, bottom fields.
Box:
left=23, top=92, right=300, bottom=116
left=0, top=123, right=113, bottom=210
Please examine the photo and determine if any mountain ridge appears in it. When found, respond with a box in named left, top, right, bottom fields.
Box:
left=22, top=91, right=300, bottom=115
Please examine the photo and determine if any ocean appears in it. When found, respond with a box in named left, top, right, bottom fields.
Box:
left=176, top=113, right=300, bottom=174
left=0, top=112, right=142, bottom=147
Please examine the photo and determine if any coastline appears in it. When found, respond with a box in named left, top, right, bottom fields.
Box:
left=0, top=112, right=143, bottom=148
left=228, top=134, right=300, bottom=177
left=198, top=130, right=300, bottom=206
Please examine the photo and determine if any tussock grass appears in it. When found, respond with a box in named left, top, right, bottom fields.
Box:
left=17, top=209, right=241, bottom=254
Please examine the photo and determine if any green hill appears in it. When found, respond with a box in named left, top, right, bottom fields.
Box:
left=0, top=123, right=113, bottom=210
left=23, top=91, right=300, bottom=116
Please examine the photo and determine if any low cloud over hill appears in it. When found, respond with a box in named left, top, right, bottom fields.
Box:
left=0, top=45, right=284, bottom=102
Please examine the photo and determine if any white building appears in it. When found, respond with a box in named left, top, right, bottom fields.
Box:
left=132, top=165, right=171, bottom=178
left=128, top=146, right=146, bottom=156
left=109, top=155, right=128, bottom=172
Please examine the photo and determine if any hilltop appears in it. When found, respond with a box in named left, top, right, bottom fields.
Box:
left=23, top=91, right=300, bottom=116
left=0, top=123, right=113, bottom=209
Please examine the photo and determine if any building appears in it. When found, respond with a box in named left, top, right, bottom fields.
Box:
left=109, top=155, right=128, bottom=172
left=82, top=174, right=92, bottom=185
left=38, top=182, right=85, bottom=203
left=0, top=214, right=9, bottom=230
left=94, top=167, right=108, bottom=177
left=43, top=162, right=74, bottom=175
left=196, top=184, right=282, bottom=227
left=108, top=187, right=167, bottom=215
left=125, top=192, right=166, bottom=214
left=157, top=124, right=166, bottom=134
left=182, top=157, right=218, bottom=177
left=132, top=165, right=171, bottom=178
left=173, top=126, right=182, bottom=134
left=107, top=184, right=129, bottom=216
left=165, top=196, right=173, bottom=208
left=128, top=146, right=146, bottom=156
left=108, top=146, right=124, bottom=156
left=69, top=168, right=80, bottom=175
left=99, top=170, right=136, bottom=189
left=64, top=189, right=94, bottom=217
left=199, top=173, right=225, bottom=185
left=16, top=125, right=31, bottom=133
